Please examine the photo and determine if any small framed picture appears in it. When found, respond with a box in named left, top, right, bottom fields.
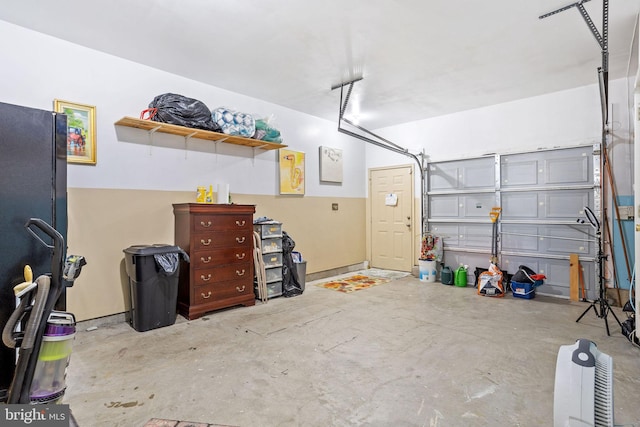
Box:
left=54, top=99, right=97, bottom=165
left=279, top=148, right=305, bottom=195
left=319, top=146, right=343, bottom=183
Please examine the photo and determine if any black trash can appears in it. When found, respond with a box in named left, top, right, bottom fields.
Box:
left=123, top=244, right=187, bottom=332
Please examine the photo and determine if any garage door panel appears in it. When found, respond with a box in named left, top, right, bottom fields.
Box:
left=429, top=157, right=494, bottom=191
left=502, top=224, right=593, bottom=255
left=462, top=160, right=495, bottom=189
left=541, top=225, right=593, bottom=255
left=430, top=223, right=459, bottom=247
left=429, top=164, right=459, bottom=192
left=545, top=190, right=592, bottom=219
left=461, top=224, right=493, bottom=249
left=430, top=194, right=496, bottom=219
left=501, top=147, right=592, bottom=188
left=502, top=159, right=539, bottom=187
left=462, top=194, right=496, bottom=218
left=503, top=190, right=592, bottom=220
left=502, top=193, right=539, bottom=218
left=501, top=225, right=540, bottom=252
left=545, top=156, right=588, bottom=185
left=429, top=223, right=493, bottom=250
left=429, top=195, right=460, bottom=218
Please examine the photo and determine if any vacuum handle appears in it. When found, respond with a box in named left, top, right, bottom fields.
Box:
left=25, top=218, right=63, bottom=250
left=25, top=218, right=65, bottom=285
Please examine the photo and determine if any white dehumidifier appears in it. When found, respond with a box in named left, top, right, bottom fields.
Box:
left=553, top=338, right=613, bottom=427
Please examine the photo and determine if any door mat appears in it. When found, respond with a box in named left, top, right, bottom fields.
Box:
left=144, top=419, right=237, bottom=427
left=315, top=274, right=391, bottom=293
left=355, top=268, right=411, bottom=280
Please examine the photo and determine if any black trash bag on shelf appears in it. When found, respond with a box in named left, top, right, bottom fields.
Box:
left=282, top=231, right=303, bottom=297
left=148, top=93, right=221, bottom=132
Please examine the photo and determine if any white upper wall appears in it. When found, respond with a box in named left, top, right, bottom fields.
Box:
left=0, top=20, right=365, bottom=198
left=1, top=19, right=633, bottom=199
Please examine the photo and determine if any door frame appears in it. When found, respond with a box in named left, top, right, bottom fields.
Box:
left=367, top=163, right=416, bottom=270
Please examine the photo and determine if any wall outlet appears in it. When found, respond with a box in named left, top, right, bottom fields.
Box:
left=332, top=203, right=339, bottom=211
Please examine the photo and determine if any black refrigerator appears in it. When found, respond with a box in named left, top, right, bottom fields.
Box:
left=0, top=101, right=67, bottom=392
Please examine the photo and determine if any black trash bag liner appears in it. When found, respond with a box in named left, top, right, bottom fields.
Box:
left=512, top=265, right=537, bottom=284
left=282, top=231, right=303, bottom=297
left=153, top=248, right=189, bottom=275
left=149, top=93, right=221, bottom=132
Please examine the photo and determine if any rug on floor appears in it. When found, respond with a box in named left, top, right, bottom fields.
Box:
left=315, top=274, right=391, bottom=293
left=144, top=419, right=237, bottom=427
left=354, top=268, right=411, bottom=280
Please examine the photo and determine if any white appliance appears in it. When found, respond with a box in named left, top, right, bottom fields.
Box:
left=554, top=339, right=614, bottom=427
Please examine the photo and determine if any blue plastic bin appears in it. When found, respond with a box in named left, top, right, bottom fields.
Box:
left=511, top=280, right=536, bottom=299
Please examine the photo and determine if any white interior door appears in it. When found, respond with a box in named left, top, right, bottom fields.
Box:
left=370, top=165, right=414, bottom=271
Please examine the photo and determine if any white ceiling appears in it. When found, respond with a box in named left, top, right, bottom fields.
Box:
left=1, top=0, right=640, bottom=129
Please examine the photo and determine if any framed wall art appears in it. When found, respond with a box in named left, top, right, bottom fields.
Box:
left=54, top=99, right=97, bottom=165
left=279, top=148, right=305, bottom=195
left=319, top=146, right=343, bottom=183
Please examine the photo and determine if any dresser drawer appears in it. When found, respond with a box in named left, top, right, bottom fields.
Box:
left=191, top=247, right=250, bottom=268
left=195, top=279, right=253, bottom=304
left=192, top=230, right=252, bottom=252
left=193, top=263, right=252, bottom=286
left=193, top=214, right=252, bottom=232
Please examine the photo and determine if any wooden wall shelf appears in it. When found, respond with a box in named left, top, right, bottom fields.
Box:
left=114, top=116, right=286, bottom=151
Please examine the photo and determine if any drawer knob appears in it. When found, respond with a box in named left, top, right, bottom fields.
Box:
left=200, top=221, right=212, bottom=227
left=236, top=236, right=246, bottom=244
left=201, top=256, right=212, bottom=263
left=235, top=220, right=246, bottom=226
left=235, top=252, right=246, bottom=260
left=200, top=238, right=212, bottom=246
left=201, top=291, right=212, bottom=299
left=201, top=274, right=212, bottom=281
left=236, top=269, right=246, bottom=276
left=236, top=285, right=245, bottom=292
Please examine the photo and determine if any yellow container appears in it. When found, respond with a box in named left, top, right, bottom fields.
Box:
left=196, top=186, right=206, bottom=203
left=205, top=185, right=213, bottom=203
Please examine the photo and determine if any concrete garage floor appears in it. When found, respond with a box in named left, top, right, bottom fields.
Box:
left=64, top=272, right=640, bottom=427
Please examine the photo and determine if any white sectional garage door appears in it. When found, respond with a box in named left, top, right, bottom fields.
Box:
left=427, top=145, right=599, bottom=299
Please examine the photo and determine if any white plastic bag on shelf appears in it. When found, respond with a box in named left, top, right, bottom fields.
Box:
left=212, top=107, right=256, bottom=137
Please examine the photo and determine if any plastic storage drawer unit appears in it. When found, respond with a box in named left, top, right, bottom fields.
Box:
left=261, top=238, right=283, bottom=254
left=254, top=222, right=282, bottom=238
left=262, top=252, right=283, bottom=268
left=265, top=267, right=283, bottom=283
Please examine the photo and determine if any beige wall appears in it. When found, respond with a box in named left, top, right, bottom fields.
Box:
left=67, top=188, right=366, bottom=321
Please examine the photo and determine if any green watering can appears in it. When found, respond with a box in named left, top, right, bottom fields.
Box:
left=454, top=265, right=468, bottom=287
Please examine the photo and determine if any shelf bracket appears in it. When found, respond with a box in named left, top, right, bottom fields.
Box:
left=184, top=132, right=198, bottom=159
left=147, top=125, right=161, bottom=155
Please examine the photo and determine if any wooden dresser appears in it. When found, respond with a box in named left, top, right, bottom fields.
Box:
left=173, top=203, right=255, bottom=320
